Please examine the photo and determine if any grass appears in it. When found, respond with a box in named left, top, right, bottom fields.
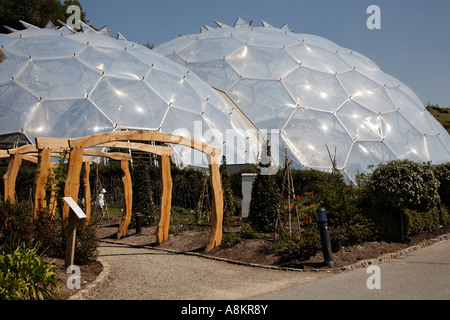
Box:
left=427, top=105, right=450, bottom=134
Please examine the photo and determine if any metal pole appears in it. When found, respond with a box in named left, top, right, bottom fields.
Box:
left=316, top=207, right=334, bottom=267
left=136, top=213, right=143, bottom=234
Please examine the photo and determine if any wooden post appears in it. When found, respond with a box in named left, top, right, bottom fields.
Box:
left=205, top=154, right=224, bottom=252
left=47, top=163, right=58, bottom=217
left=117, top=159, right=132, bottom=239
left=63, top=146, right=84, bottom=220
left=33, top=148, right=51, bottom=217
left=156, top=154, right=173, bottom=244
left=3, top=153, right=22, bottom=203
left=82, top=160, right=91, bottom=225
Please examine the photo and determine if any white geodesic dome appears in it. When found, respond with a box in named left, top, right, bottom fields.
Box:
left=0, top=21, right=258, bottom=167
left=154, top=18, right=450, bottom=181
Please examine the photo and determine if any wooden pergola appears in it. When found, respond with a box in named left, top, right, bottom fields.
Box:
left=2, top=130, right=224, bottom=252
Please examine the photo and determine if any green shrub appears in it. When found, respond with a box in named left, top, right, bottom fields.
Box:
left=222, top=223, right=260, bottom=248
left=274, top=225, right=321, bottom=261
left=1, top=201, right=98, bottom=265
left=365, top=160, right=440, bottom=212
left=248, top=171, right=280, bottom=233
left=223, top=232, right=241, bottom=247
left=74, top=223, right=98, bottom=265
left=132, top=160, right=155, bottom=226
left=0, top=240, right=60, bottom=300
left=357, top=160, right=440, bottom=241
left=405, top=206, right=446, bottom=236
left=239, top=223, right=260, bottom=239
left=439, top=205, right=449, bottom=226
left=313, top=170, right=375, bottom=246
left=33, top=209, right=62, bottom=258
left=0, top=200, right=34, bottom=245
left=433, top=163, right=450, bottom=206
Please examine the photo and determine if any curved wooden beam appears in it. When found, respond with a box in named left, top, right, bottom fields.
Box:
left=69, top=130, right=220, bottom=159
left=98, top=141, right=172, bottom=156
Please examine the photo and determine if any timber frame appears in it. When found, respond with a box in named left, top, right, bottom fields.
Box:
left=2, top=130, right=224, bottom=252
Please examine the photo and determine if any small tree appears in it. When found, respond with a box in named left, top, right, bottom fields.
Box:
left=132, top=160, right=155, bottom=225
left=359, top=160, right=440, bottom=240
left=221, top=155, right=236, bottom=228
left=248, top=141, right=280, bottom=233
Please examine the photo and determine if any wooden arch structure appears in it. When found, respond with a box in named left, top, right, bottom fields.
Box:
left=2, top=142, right=133, bottom=218
left=50, top=130, right=223, bottom=252
left=2, top=131, right=224, bottom=252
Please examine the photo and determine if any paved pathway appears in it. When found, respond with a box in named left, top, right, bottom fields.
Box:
left=88, top=242, right=333, bottom=300
left=89, top=239, right=450, bottom=300
left=251, top=239, right=450, bottom=300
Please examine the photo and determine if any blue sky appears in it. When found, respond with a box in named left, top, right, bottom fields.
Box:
left=81, top=0, right=450, bottom=108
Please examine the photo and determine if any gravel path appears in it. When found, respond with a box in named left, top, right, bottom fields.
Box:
left=88, top=242, right=334, bottom=300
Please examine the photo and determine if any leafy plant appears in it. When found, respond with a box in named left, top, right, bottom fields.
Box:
left=357, top=160, right=441, bottom=240
left=432, top=163, right=450, bottom=206
left=0, top=240, right=60, bottom=300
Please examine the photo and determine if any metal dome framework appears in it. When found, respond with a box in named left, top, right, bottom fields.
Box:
left=154, top=18, right=450, bottom=182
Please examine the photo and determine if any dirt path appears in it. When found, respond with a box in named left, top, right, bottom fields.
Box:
left=88, top=242, right=334, bottom=300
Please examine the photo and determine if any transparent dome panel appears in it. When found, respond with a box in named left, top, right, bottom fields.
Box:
left=283, top=108, right=352, bottom=168
left=337, top=70, right=396, bottom=113
left=7, top=35, right=84, bottom=58
left=186, top=60, right=240, bottom=92
left=288, top=33, right=342, bottom=53
left=161, top=106, right=216, bottom=143
left=228, top=79, right=296, bottom=129
left=0, top=82, right=38, bottom=134
left=336, top=100, right=382, bottom=140
left=177, top=36, right=244, bottom=62
left=345, top=141, right=397, bottom=180
left=226, top=45, right=298, bottom=79
left=285, top=43, right=351, bottom=74
left=380, top=111, right=428, bottom=162
left=233, top=28, right=298, bottom=48
left=145, top=69, right=203, bottom=114
left=16, top=58, right=100, bottom=99
left=77, top=46, right=150, bottom=79
left=425, top=135, right=449, bottom=164
left=283, top=67, right=348, bottom=111
left=24, top=99, right=114, bottom=139
left=153, top=37, right=194, bottom=56
left=0, top=51, right=27, bottom=83
left=90, top=76, right=168, bottom=129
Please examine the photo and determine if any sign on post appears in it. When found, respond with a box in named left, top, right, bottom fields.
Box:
left=63, top=197, right=86, bottom=268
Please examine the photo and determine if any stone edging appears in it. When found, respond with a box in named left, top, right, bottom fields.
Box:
left=73, top=232, right=449, bottom=299
left=67, top=258, right=111, bottom=300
